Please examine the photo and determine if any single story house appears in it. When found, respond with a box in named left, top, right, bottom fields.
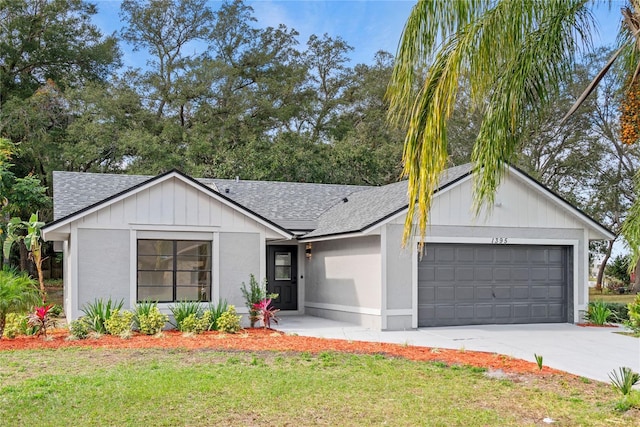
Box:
left=42, top=164, right=614, bottom=330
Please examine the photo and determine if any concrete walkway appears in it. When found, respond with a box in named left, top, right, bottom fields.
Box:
left=278, top=315, right=640, bottom=383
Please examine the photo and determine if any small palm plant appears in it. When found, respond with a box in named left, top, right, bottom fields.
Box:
left=0, top=267, right=39, bottom=339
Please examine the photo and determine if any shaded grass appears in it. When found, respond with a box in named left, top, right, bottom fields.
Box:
left=589, top=288, right=636, bottom=305
left=0, top=348, right=637, bottom=426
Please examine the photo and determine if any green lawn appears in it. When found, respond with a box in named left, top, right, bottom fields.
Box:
left=589, top=288, right=637, bottom=305
left=0, top=348, right=638, bottom=426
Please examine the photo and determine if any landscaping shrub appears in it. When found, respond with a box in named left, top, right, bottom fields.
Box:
left=216, top=305, right=241, bottom=333
left=201, top=299, right=228, bottom=331
left=104, top=309, right=135, bottom=337
left=178, top=313, right=202, bottom=334
left=81, top=298, right=124, bottom=333
left=68, top=317, right=90, bottom=340
left=135, top=302, right=167, bottom=335
left=240, top=275, right=276, bottom=327
left=169, top=300, right=202, bottom=331
left=626, top=294, right=640, bottom=333
left=604, top=302, right=629, bottom=322
left=0, top=267, right=40, bottom=339
left=2, top=312, right=29, bottom=338
left=585, top=301, right=614, bottom=325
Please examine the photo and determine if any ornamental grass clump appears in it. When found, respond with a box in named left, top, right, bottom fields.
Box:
left=585, top=301, right=614, bottom=325
left=104, top=309, right=135, bottom=338
left=169, top=300, right=202, bottom=332
left=81, top=298, right=124, bottom=334
left=609, top=366, right=640, bottom=396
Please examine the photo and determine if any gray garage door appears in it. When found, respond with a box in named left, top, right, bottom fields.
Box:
left=418, top=244, right=569, bottom=327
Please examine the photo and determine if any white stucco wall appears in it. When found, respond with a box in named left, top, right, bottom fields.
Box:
left=219, top=232, right=261, bottom=311
left=305, top=235, right=382, bottom=328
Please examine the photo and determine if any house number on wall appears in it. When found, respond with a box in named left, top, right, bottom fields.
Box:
left=491, top=237, right=509, bottom=244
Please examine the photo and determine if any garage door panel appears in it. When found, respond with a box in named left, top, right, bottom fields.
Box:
left=418, top=244, right=568, bottom=327
left=494, top=305, right=512, bottom=318
left=435, top=267, right=455, bottom=281
left=455, top=286, right=475, bottom=300
left=475, top=286, right=494, bottom=299
left=493, top=268, right=511, bottom=281
left=436, top=247, right=455, bottom=262
left=511, top=286, right=529, bottom=299
left=511, top=268, right=530, bottom=281
left=494, top=286, right=512, bottom=299
left=475, top=249, right=494, bottom=262
left=548, top=285, right=564, bottom=298
left=530, top=286, right=548, bottom=299
left=456, top=267, right=474, bottom=281
left=475, top=267, right=493, bottom=281
left=435, top=305, right=455, bottom=319
left=455, top=305, right=475, bottom=319
left=531, top=268, right=549, bottom=281
left=436, top=287, right=455, bottom=301
left=475, top=305, right=493, bottom=318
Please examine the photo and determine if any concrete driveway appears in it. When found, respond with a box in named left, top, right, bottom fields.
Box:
left=278, top=315, right=640, bottom=383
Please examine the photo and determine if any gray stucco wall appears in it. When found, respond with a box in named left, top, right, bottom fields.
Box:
left=77, top=228, right=130, bottom=310
left=219, top=232, right=260, bottom=309
left=305, top=235, right=381, bottom=311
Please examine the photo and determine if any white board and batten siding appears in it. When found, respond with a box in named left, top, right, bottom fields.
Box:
left=64, top=176, right=285, bottom=320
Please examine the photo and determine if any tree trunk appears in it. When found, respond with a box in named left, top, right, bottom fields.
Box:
left=18, top=241, right=28, bottom=272
left=0, top=314, right=5, bottom=339
left=633, top=258, right=640, bottom=293
left=596, top=240, right=614, bottom=291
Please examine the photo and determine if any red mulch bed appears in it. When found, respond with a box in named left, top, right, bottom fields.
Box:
left=0, top=328, right=564, bottom=376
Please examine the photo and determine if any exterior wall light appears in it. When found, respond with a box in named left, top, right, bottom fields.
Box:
left=305, top=243, right=312, bottom=260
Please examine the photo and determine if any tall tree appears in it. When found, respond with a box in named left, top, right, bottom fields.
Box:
left=386, top=0, right=640, bottom=250
left=0, top=0, right=120, bottom=105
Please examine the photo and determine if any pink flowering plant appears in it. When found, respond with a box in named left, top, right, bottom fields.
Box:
left=252, top=298, right=280, bottom=329
left=27, top=304, right=56, bottom=338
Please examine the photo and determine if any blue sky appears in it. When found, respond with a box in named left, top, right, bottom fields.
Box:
left=91, top=0, right=622, bottom=70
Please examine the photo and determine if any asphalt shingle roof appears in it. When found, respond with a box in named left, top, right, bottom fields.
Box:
left=303, top=164, right=472, bottom=238
left=52, top=171, right=369, bottom=232
left=52, top=164, right=472, bottom=237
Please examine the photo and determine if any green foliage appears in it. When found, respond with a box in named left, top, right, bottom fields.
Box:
left=216, top=305, right=241, bottom=333
left=2, top=312, right=29, bottom=339
left=585, top=301, right=615, bottom=325
left=68, top=317, right=90, bottom=340
left=203, top=299, right=228, bottom=331
left=240, top=275, right=276, bottom=327
left=81, top=298, right=124, bottom=334
left=625, top=294, right=640, bottom=333
left=178, top=313, right=202, bottom=334
left=104, top=309, right=135, bottom=337
left=3, top=213, right=48, bottom=300
left=609, top=367, right=640, bottom=396
left=534, top=354, right=543, bottom=371
left=0, top=267, right=39, bottom=339
left=135, top=302, right=168, bottom=335
left=169, top=301, right=203, bottom=331
left=605, top=255, right=631, bottom=285
left=602, top=302, right=629, bottom=322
